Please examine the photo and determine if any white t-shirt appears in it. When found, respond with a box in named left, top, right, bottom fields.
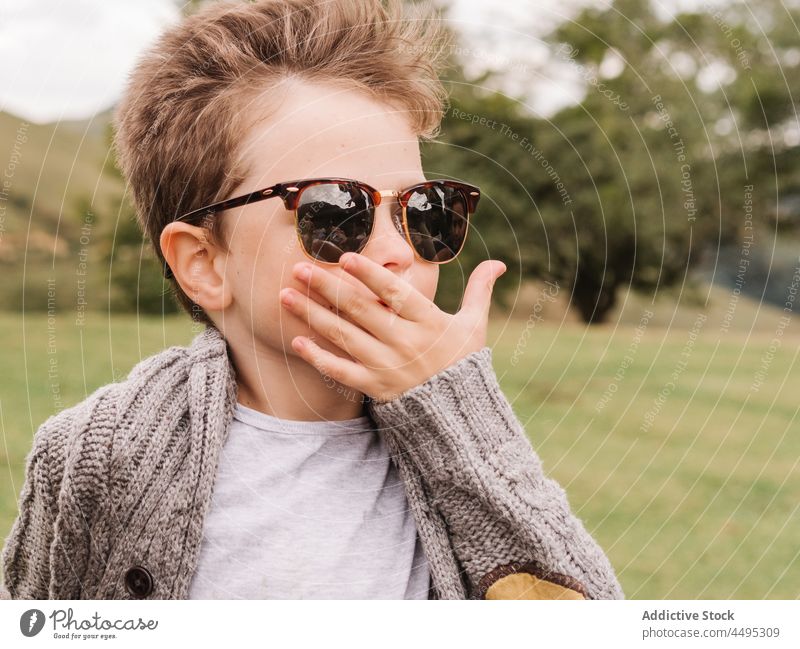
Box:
left=187, top=402, right=432, bottom=599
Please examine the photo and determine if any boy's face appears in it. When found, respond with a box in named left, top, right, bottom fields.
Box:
left=211, top=78, right=439, bottom=362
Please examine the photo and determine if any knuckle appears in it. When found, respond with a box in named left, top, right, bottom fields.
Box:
left=328, top=364, right=347, bottom=382
left=383, top=282, right=404, bottom=307
left=344, top=295, right=366, bottom=318
left=395, top=336, right=417, bottom=358
left=311, top=354, right=325, bottom=373
left=324, top=322, right=347, bottom=347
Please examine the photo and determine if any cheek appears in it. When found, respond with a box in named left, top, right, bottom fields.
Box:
left=227, top=219, right=299, bottom=302
left=233, top=216, right=299, bottom=273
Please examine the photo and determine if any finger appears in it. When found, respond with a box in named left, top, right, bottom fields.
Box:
left=290, top=335, right=371, bottom=393
left=292, top=262, right=396, bottom=339
left=303, top=285, right=347, bottom=319
left=280, top=287, right=379, bottom=362
left=294, top=282, right=383, bottom=335
left=459, top=260, right=506, bottom=321
left=280, top=280, right=345, bottom=323
left=338, top=252, right=434, bottom=322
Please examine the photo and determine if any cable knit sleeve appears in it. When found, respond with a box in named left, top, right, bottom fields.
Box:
left=1, top=414, right=67, bottom=600
left=366, top=346, right=625, bottom=600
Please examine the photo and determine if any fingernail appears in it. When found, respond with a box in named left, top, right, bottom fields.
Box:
left=280, top=289, right=294, bottom=305
left=296, top=265, right=311, bottom=281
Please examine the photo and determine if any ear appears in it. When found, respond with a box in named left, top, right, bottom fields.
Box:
left=160, top=221, right=232, bottom=313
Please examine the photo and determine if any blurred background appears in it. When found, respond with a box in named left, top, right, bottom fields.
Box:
left=0, top=0, right=798, bottom=598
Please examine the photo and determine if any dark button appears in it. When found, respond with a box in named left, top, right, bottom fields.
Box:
left=124, top=565, right=154, bottom=598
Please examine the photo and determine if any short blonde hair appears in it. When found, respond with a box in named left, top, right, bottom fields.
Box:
left=112, top=0, right=453, bottom=324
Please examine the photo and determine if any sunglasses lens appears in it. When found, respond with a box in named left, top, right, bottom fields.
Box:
left=296, top=183, right=374, bottom=262
left=405, top=184, right=469, bottom=262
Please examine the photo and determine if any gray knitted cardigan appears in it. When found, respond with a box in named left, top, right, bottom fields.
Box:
left=1, top=325, right=624, bottom=600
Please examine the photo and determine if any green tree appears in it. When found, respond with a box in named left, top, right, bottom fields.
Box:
left=428, top=0, right=799, bottom=322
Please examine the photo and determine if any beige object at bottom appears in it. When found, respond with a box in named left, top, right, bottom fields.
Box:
left=485, top=572, right=586, bottom=600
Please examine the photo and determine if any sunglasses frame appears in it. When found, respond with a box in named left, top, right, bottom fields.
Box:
left=162, top=177, right=480, bottom=278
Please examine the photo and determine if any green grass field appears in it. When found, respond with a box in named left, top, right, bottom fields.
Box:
left=1, top=306, right=798, bottom=599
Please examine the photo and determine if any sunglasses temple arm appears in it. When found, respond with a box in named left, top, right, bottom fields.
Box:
left=161, top=188, right=286, bottom=279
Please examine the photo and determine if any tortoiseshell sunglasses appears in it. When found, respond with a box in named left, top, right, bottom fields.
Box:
left=163, top=177, right=479, bottom=278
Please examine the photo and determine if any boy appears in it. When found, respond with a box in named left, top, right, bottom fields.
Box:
left=1, top=0, right=624, bottom=600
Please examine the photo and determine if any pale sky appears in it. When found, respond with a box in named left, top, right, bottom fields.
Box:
left=0, top=0, right=717, bottom=124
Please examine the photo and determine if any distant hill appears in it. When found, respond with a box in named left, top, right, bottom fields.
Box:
left=0, top=108, right=121, bottom=265
left=0, top=108, right=150, bottom=313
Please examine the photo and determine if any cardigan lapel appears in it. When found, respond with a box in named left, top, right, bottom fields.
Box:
left=167, top=326, right=238, bottom=598
left=79, top=326, right=238, bottom=599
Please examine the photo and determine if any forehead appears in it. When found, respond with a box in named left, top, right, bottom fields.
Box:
left=235, top=77, right=423, bottom=189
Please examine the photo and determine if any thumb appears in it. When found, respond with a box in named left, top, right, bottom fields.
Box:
left=460, top=260, right=507, bottom=319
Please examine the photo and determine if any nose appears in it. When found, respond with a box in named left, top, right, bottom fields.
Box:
left=359, top=195, right=415, bottom=270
